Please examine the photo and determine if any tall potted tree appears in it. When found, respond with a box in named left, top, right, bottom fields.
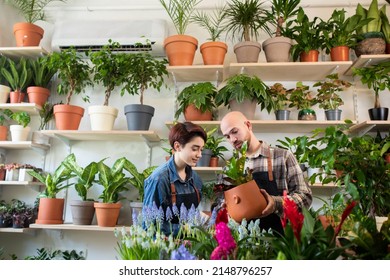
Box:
left=192, top=5, right=228, bottom=65
left=223, top=0, right=270, bottom=63
left=4, top=0, right=67, bottom=47
left=123, top=52, right=168, bottom=130
left=88, top=40, right=130, bottom=131
left=262, top=0, right=301, bottom=62
left=160, top=0, right=203, bottom=66
left=46, top=47, right=93, bottom=130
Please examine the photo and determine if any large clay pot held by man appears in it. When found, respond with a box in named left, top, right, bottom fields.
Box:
left=224, top=180, right=267, bottom=223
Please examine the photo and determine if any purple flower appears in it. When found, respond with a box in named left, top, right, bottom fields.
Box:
left=172, top=203, right=179, bottom=217
left=165, top=206, right=173, bottom=221
left=171, top=244, right=197, bottom=260
left=179, top=203, right=188, bottom=223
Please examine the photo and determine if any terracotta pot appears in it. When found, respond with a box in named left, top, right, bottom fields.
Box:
left=318, top=215, right=335, bottom=229
left=9, top=91, right=25, bottom=103
left=164, top=34, right=198, bottom=66
left=53, top=104, right=85, bottom=130
left=209, top=156, right=219, bottom=167
left=300, top=50, right=319, bottom=62
left=36, top=198, right=65, bottom=224
left=184, top=104, right=212, bottom=121
left=27, top=86, right=50, bottom=107
left=262, top=37, right=292, bottom=62
left=200, top=41, right=228, bottom=65
left=233, top=41, right=261, bottom=63
left=94, top=202, right=121, bottom=227
left=224, top=180, right=267, bottom=223
left=13, top=22, right=44, bottom=47
left=0, top=126, right=7, bottom=141
left=330, top=46, right=350, bottom=61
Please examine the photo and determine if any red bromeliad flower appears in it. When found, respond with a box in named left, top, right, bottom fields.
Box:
left=210, top=208, right=236, bottom=260
left=282, top=192, right=304, bottom=243
left=334, top=200, right=357, bottom=238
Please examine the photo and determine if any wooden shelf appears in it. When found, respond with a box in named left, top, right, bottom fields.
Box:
left=0, top=181, right=44, bottom=187
left=0, top=46, right=48, bottom=59
left=0, top=141, right=50, bottom=151
left=310, top=183, right=338, bottom=189
left=29, top=223, right=130, bottom=232
left=167, top=120, right=356, bottom=134
left=348, top=120, right=390, bottom=136
left=344, top=54, right=390, bottom=76
left=0, top=103, right=42, bottom=115
left=193, top=166, right=222, bottom=174
left=0, top=227, right=37, bottom=234
left=40, top=130, right=161, bottom=145
left=167, top=65, right=225, bottom=82
left=229, top=61, right=353, bottom=81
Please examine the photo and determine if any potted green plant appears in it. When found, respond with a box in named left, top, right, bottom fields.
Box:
left=289, top=7, right=325, bottom=62
left=124, top=160, right=157, bottom=219
left=288, top=81, right=318, bottom=120
left=204, top=129, right=228, bottom=167
left=0, top=56, right=11, bottom=104
left=46, top=47, right=93, bottom=130
left=0, top=109, right=10, bottom=141
left=27, top=56, right=56, bottom=107
left=354, top=0, right=386, bottom=57
left=267, top=82, right=291, bottom=120
left=380, top=5, right=390, bottom=54
left=321, top=9, right=371, bottom=61
left=27, top=153, right=75, bottom=224
left=4, top=109, right=31, bottom=141
left=88, top=40, right=130, bottom=131
left=313, top=73, right=352, bottom=120
left=160, top=0, right=202, bottom=65
left=0, top=200, right=12, bottom=228
left=262, top=0, right=301, bottom=62
left=62, top=153, right=98, bottom=225
left=94, top=157, right=130, bottom=227
left=4, top=0, right=67, bottom=47
left=123, top=52, right=168, bottom=130
left=174, top=82, right=217, bottom=121
left=216, top=73, right=274, bottom=120
left=352, top=60, right=390, bottom=120
left=217, top=141, right=267, bottom=223
left=0, top=57, right=32, bottom=103
left=223, top=0, right=270, bottom=63
left=192, top=4, right=228, bottom=65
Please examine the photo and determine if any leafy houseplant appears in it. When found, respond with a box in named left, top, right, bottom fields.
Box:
left=288, top=81, right=318, bottom=120
left=204, top=129, right=228, bottom=166
left=313, top=73, right=352, bottom=120
left=223, top=0, right=270, bottom=63
left=123, top=52, right=168, bottom=130
left=4, top=0, right=67, bottom=46
left=216, top=74, right=273, bottom=119
left=266, top=82, right=291, bottom=120
left=4, top=109, right=31, bottom=128
left=159, top=0, right=203, bottom=66
left=174, top=82, right=217, bottom=121
left=352, top=60, right=390, bottom=120
left=4, top=109, right=31, bottom=141
left=192, top=5, right=228, bottom=65
left=290, top=7, right=325, bottom=62
left=1, top=57, right=32, bottom=103
left=46, top=47, right=93, bottom=130
left=124, top=160, right=157, bottom=202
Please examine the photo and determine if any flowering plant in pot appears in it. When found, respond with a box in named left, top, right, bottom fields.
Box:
left=216, top=141, right=267, bottom=223
left=352, top=60, right=390, bottom=120
left=313, top=73, right=352, bottom=120
left=4, top=0, right=67, bottom=46
left=0, top=57, right=32, bottom=103
left=174, top=82, right=218, bottom=121
left=262, top=0, right=301, bottom=62
left=222, top=0, right=270, bottom=63
left=122, top=52, right=168, bottom=130
left=287, top=81, right=318, bottom=120
left=27, top=56, right=56, bottom=107
left=192, top=4, right=228, bottom=65
left=46, top=47, right=93, bottom=130
left=216, top=74, right=274, bottom=120
left=266, top=82, right=291, bottom=120
left=159, top=0, right=203, bottom=65
left=88, top=40, right=131, bottom=130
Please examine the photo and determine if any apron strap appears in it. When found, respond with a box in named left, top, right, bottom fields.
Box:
left=267, top=148, right=274, bottom=181
left=170, top=182, right=201, bottom=205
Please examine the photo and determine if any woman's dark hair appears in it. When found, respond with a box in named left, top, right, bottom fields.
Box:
left=169, top=122, right=207, bottom=149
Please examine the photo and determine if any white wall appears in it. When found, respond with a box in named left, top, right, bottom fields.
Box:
left=0, top=0, right=389, bottom=260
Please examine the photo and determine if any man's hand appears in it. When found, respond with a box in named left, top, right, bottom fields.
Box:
left=260, top=189, right=276, bottom=217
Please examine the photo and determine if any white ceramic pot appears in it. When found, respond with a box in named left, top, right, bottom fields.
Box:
left=0, top=84, right=11, bottom=103
left=88, top=105, right=118, bottom=131
left=9, top=125, right=31, bottom=141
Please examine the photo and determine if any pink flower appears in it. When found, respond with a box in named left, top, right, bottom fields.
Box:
left=210, top=208, right=236, bottom=260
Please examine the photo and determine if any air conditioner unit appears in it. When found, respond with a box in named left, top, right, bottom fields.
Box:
left=51, top=18, right=167, bottom=56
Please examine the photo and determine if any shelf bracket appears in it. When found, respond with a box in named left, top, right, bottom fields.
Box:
left=330, top=65, right=340, bottom=75
left=240, top=66, right=246, bottom=74
left=363, top=58, right=372, bottom=67
left=215, top=70, right=221, bottom=88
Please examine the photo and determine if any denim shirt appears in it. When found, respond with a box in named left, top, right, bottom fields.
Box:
left=143, top=155, right=203, bottom=235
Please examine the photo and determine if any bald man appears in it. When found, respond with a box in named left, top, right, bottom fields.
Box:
left=220, top=111, right=312, bottom=233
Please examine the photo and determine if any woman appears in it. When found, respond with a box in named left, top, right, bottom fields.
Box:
left=143, top=122, right=207, bottom=236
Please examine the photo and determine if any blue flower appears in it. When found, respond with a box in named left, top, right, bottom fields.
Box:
left=165, top=206, right=173, bottom=221
left=170, top=244, right=197, bottom=260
